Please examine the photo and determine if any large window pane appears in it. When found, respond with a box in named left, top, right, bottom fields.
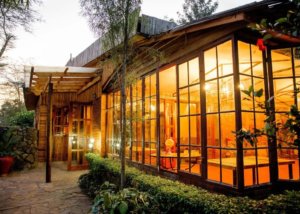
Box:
left=219, top=76, right=235, bottom=112
left=217, top=40, right=233, bottom=77
left=272, top=48, right=293, bottom=77
left=273, top=78, right=294, bottom=112
left=238, top=41, right=251, bottom=76
left=179, top=62, right=188, bottom=88
left=189, top=57, right=200, bottom=84
left=190, top=115, right=201, bottom=146
left=251, top=44, right=263, bottom=77
left=207, top=148, right=221, bottom=182
left=206, top=80, right=218, bottom=113
left=180, top=117, right=189, bottom=145
left=207, top=114, right=219, bottom=147
left=189, top=84, right=201, bottom=115
left=179, top=88, right=189, bottom=116
left=205, top=47, right=217, bottom=80
left=240, top=75, right=253, bottom=111
left=220, top=113, right=235, bottom=149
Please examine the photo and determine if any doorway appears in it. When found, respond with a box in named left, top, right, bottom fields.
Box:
left=68, top=103, right=92, bottom=170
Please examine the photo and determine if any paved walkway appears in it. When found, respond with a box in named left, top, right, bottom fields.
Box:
left=0, top=162, right=91, bottom=214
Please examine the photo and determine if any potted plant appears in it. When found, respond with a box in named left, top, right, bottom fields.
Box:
left=0, top=127, right=17, bottom=176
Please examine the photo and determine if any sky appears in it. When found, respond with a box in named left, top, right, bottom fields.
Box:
left=6, top=0, right=259, bottom=66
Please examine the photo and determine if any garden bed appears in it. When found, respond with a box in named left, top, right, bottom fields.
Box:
left=79, top=153, right=300, bottom=213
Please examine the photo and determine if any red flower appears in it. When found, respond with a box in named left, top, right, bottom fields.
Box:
left=256, top=38, right=266, bottom=51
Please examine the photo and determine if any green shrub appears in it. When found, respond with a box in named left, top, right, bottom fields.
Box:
left=91, top=182, right=159, bottom=214
left=83, top=153, right=300, bottom=214
left=9, top=111, right=34, bottom=127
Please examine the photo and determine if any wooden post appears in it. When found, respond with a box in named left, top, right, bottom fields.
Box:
left=232, top=36, right=244, bottom=190
left=46, top=82, right=53, bottom=183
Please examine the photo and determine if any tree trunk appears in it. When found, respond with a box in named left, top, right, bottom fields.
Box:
left=120, top=0, right=130, bottom=189
left=0, top=35, right=12, bottom=60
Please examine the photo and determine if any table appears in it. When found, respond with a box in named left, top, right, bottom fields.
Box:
left=207, top=156, right=295, bottom=186
left=151, top=151, right=201, bottom=170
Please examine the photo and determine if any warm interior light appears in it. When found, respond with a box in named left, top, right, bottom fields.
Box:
left=150, top=104, right=156, bottom=111
left=222, top=86, right=230, bottom=94
left=205, top=84, right=211, bottom=90
left=239, top=83, right=245, bottom=90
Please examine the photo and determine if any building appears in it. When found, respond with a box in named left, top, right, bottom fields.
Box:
left=24, top=0, right=300, bottom=196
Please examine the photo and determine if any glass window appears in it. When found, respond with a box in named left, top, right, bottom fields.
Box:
left=144, top=73, right=157, bottom=166
left=178, top=57, right=202, bottom=175
left=179, top=62, right=188, bottom=87
left=239, top=40, right=270, bottom=187
left=218, top=40, right=233, bottom=77
left=205, top=47, right=217, bottom=80
left=219, top=76, right=235, bottom=112
left=205, top=40, right=236, bottom=186
left=189, top=58, right=200, bottom=84
left=273, top=78, right=294, bottom=112
left=272, top=49, right=293, bottom=77
left=159, top=66, right=177, bottom=171
left=272, top=48, right=300, bottom=182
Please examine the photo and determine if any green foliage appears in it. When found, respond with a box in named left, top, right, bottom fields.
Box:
left=81, top=154, right=300, bottom=213
left=238, top=84, right=300, bottom=148
left=9, top=110, right=34, bottom=126
left=0, top=99, right=34, bottom=127
left=177, top=0, right=219, bottom=24
left=283, top=105, right=300, bottom=146
left=91, top=182, right=159, bottom=214
left=0, top=127, right=20, bottom=157
left=249, top=0, right=300, bottom=40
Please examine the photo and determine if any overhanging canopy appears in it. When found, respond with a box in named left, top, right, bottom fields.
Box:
left=24, top=66, right=100, bottom=96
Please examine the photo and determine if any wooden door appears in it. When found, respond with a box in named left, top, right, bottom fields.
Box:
left=52, top=107, right=68, bottom=161
left=68, top=103, right=92, bottom=170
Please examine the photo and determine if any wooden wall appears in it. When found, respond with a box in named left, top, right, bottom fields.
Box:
left=77, top=83, right=100, bottom=103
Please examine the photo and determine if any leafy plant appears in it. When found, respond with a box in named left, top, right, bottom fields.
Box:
left=0, top=127, right=19, bottom=157
left=235, top=85, right=275, bottom=146
left=9, top=110, right=34, bottom=126
left=91, top=181, right=159, bottom=214
left=249, top=0, right=300, bottom=44
left=0, top=100, right=34, bottom=127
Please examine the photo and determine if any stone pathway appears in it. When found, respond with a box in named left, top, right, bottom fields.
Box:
left=0, top=162, right=91, bottom=214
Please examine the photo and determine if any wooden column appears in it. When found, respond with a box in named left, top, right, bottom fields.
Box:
left=46, top=82, right=53, bottom=183
left=232, top=36, right=244, bottom=190
left=266, top=48, right=279, bottom=184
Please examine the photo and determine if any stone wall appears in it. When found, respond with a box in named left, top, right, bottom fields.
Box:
left=0, top=126, right=38, bottom=170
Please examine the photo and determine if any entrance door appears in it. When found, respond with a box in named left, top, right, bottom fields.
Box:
left=68, top=103, right=92, bottom=170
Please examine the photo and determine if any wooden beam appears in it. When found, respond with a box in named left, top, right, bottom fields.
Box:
left=57, top=67, right=69, bottom=85
left=42, top=76, right=52, bottom=94
left=34, top=72, right=96, bottom=77
left=77, top=76, right=101, bottom=95
left=52, top=89, right=79, bottom=93
left=29, top=66, right=34, bottom=88
left=36, top=77, right=92, bottom=82
left=46, top=82, right=53, bottom=183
